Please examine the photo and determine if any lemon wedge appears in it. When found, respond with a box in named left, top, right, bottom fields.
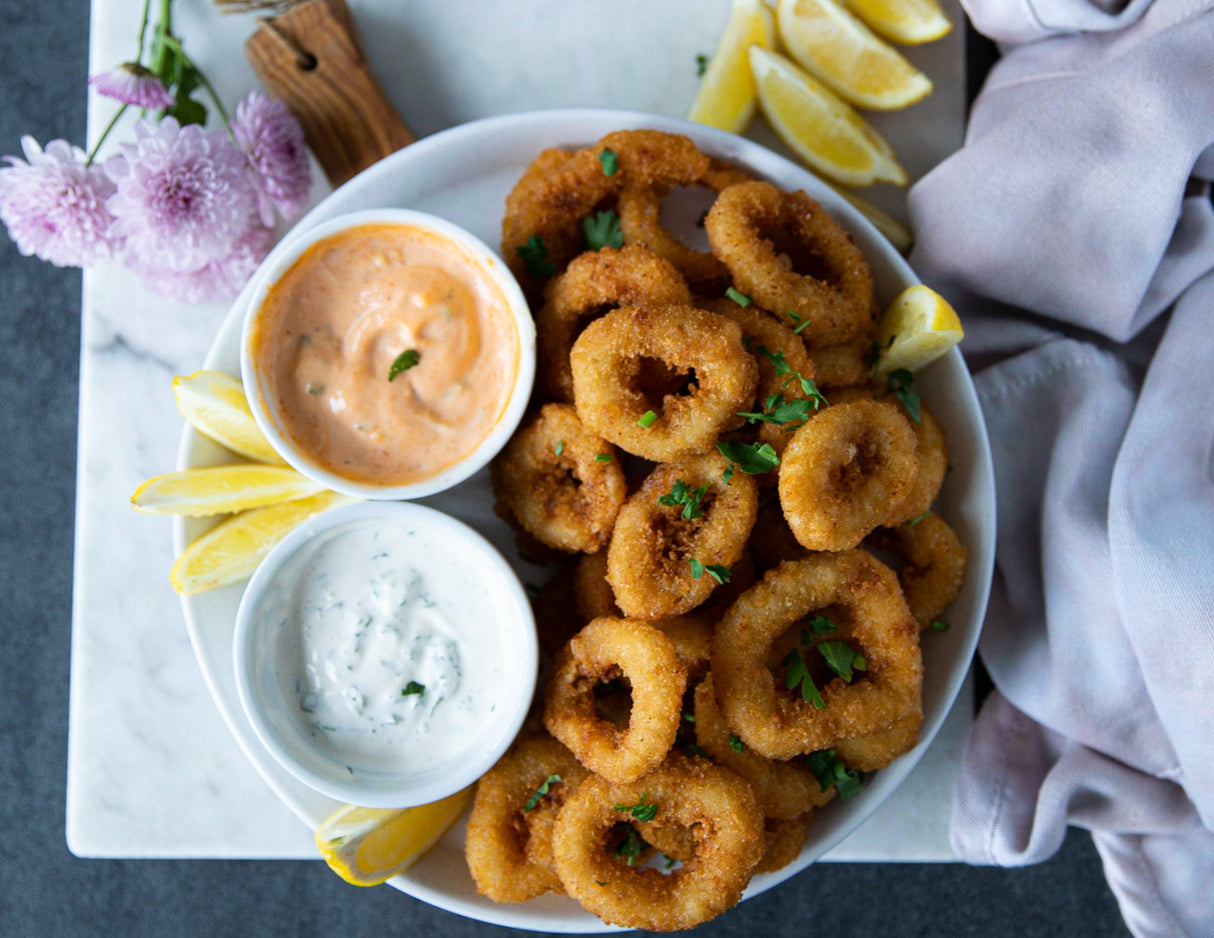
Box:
left=840, top=0, right=952, bottom=44
left=750, top=46, right=907, bottom=186
left=174, top=370, right=283, bottom=465
left=687, top=0, right=776, bottom=132
left=875, top=284, right=964, bottom=375
left=132, top=464, right=325, bottom=516
left=315, top=788, right=473, bottom=887
left=169, top=491, right=353, bottom=594
left=777, top=0, right=933, bottom=110
left=825, top=182, right=913, bottom=252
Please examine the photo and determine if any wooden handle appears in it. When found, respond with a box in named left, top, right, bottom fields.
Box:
left=245, top=0, right=414, bottom=187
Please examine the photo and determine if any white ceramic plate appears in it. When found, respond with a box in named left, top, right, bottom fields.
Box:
left=176, top=109, right=995, bottom=933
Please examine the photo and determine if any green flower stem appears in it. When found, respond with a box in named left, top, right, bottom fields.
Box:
left=158, top=33, right=233, bottom=136
left=135, top=0, right=153, bottom=61
left=85, top=103, right=128, bottom=168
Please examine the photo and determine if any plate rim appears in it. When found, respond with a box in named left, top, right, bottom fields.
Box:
left=174, top=107, right=995, bottom=933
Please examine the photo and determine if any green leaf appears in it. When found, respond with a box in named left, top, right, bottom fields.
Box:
left=886, top=368, right=922, bottom=423
left=787, top=310, right=811, bottom=335
left=930, top=619, right=951, bottom=632
left=817, top=640, right=865, bottom=683
left=688, top=558, right=730, bottom=584
left=722, top=464, right=734, bottom=485
left=806, top=749, right=863, bottom=800
left=524, top=773, right=562, bottom=811
left=612, top=827, right=650, bottom=866
left=780, top=647, right=826, bottom=709
left=728, top=733, right=744, bottom=754
left=599, top=147, right=618, bottom=176
left=696, top=53, right=709, bottom=76
left=716, top=440, right=780, bottom=474
left=594, top=453, right=613, bottom=463
left=583, top=209, right=623, bottom=250
left=388, top=349, right=420, bottom=381
left=554, top=440, right=565, bottom=457
left=516, top=235, right=557, bottom=277
left=725, top=286, right=751, bottom=307
left=401, top=680, right=425, bottom=696
left=658, top=479, right=708, bottom=520
left=804, top=614, right=836, bottom=635
left=613, top=794, right=658, bottom=823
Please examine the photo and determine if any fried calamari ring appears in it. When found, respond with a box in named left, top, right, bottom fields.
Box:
left=491, top=404, right=626, bottom=554
left=893, top=401, right=948, bottom=524
left=755, top=813, right=813, bottom=874
left=551, top=756, right=764, bottom=931
left=466, top=734, right=591, bottom=902
left=502, top=131, right=710, bottom=298
left=833, top=712, right=922, bottom=772
left=778, top=399, right=919, bottom=551
left=544, top=617, right=687, bottom=783
left=607, top=453, right=758, bottom=618
left=694, top=675, right=833, bottom=820
left=571, top=305, right=759, bottom=461
left=867, top=512, right=967, bottom=631
left=711, top=552, right=922, bottom=760
left=574, top=548, right=621, bottom=621
left=618, top=159, right=753, bottom=286
left=809, top=334, right=876, bottom=389
left=536, top=245, right=692, bottom=402
left=705, top=181, right=874, bottom=348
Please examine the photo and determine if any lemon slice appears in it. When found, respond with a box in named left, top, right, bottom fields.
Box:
left=825, top=182, right=913, bottom=252
left=132, top=464, right=325, bottom=516
left=315, top=788, right=473, bottom=887
left=169, top=491, right=353, bottom=594
left=174, top=371, right=284, bottom=465
left=687, top=0, right=776, bottom=132
left=777, top=0, right=933, bottom=110
left=750, top=46, right=907, bottom=186
left=840, top=0, right=952, bottom=44
left=875, top=284, right=964, bottom=375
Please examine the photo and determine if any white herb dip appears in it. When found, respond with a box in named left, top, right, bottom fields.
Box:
left=270, top=520, right=502, bottom=773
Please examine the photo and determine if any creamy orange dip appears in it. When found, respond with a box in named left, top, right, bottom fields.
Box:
left=252, top=223, right=520, bottom=486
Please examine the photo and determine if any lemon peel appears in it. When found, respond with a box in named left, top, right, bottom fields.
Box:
left=687, top=0, right=776, bottom=132
left=875, top=284, right=964, bottom=375
left=173, top=370, right=283, bottom=464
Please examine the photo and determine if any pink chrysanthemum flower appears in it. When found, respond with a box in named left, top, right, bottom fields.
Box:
left=105, top=117, right=257, bottom=273
left=0, top=136, right=119, bottom=267
left=232, top=90, right=310, bottom=224
left=137, top=219, right=274, bottom=303
left=89, top=63, right=176, bottom=110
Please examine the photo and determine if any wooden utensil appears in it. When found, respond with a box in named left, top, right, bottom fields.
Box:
left=244, top=0, right=414, bottom=187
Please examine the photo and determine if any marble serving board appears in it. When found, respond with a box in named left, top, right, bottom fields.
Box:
left=67, top=0, right=968, bottom=859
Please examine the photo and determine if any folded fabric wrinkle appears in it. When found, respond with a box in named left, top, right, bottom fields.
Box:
left=908, top=1, right=1214, bottom=936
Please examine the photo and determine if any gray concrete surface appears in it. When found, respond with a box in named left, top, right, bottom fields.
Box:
left=0, top=1, right=1130, bottom=934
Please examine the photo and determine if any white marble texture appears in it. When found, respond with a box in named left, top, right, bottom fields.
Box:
left=67, top=0, right=968, bottom=860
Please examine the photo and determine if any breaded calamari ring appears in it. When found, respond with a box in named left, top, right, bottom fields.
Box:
left=754, top=813, right=813, bottom=874
left=571, top=305, right=758, bottom=461
left=535, top=245, right=692, bottom=402
left=466, top=734, right=590, bottom=902
left=543, top=617, right=687, bottom=783
left=892, top=401, right=948, bottom=524
left=778, top=399, right=919, bottom=551
left=551, top=756, right=764, bottom=931
left=833, top=712, right=922, bottom=772
left=491, top=404, right=626, bottom=554
left=867, top=512, right=967, bottom=631
left=607, top=453, right=758, bottom=619
left=574, top=548, right=621, bottom=621
left=705, top=181, right=874, bottom=348
left=809, top=333, right=876, bottom=389
left=618, top=159, right=753, bottom=286
left=694, top=675, right=833, bottom=820
left=711, top=552, right=922, bottom=760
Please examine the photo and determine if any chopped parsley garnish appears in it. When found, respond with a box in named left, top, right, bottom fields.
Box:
left=555, top=440, right=565, bottom=457
left=787, top=310, right=811, bottom=335
left=637, top=410, right=658, bottom=429
left=804, top=614, right=836, bottom=635
left=594, top=453, right=613, bottom=462
left=401, top=681, right=425, bottom=697
left=664, top=854, right=678, bottom=870
left=728, top=733, right=744, bottom=754
left=599, top=147, right=618, bottom=176
left=658, top=479, right=708, bottom=520
left=930, top=619, right=952, bottom=632
left=725, top=286, right=751, bottom=307
left=737, top=393, right=816, bottom=430
left=806, top=749, right=863, bottom=800
left=817, top=640, right=867, bottom=683
left=907, top=510, right=929, bottom=526
left=716, top=440, right=780, bottom=474
left=886, top=368, right=922, bottom=423
left=583, top=209, right=624, bottom=250
left=781, top=646, right=826, bottom=709
left=755, top=344, right=828, bottom=409
left=524, top=774, right=562, bottom=811
left=614, top=794, right=658, bottom=823
left=722, top=464, right=735, bottom=484
left=682, top=712, right=695, bottom=723
left=613, top=827, right=650, bottom=866
left=517, top=235, right=557, bottom=277
left=696, top=53, right=709, bottom=76
left=689, top=558, right=730, bottom=584
left=388, top=349, right=420, bottom=381
left=869, top=334, right=897, bottom=376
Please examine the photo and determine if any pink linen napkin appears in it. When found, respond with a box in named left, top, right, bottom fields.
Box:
left=907, top=1, right=1214, bottom=935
